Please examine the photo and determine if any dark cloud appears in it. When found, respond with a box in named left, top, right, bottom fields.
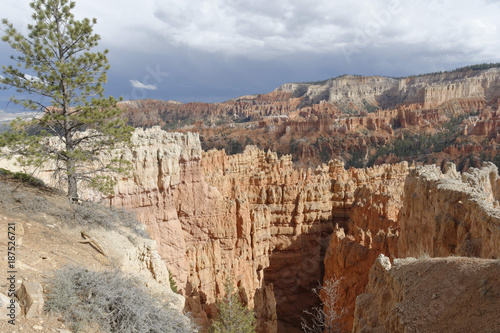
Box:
left=1, top=0, right=500, bottom=106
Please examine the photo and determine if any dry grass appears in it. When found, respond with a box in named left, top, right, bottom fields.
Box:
left=45, top=265, right=198, bottom=333
left=0, top=175, right=149, bottom=238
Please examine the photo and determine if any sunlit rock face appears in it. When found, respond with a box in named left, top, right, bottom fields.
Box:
left=397, top=162, right=500, bottom=259
left=324, top=161, right=500, bottom=332
left=8, top=126, right=499, bottom=332
left=98, top=127, right=410, bottom=331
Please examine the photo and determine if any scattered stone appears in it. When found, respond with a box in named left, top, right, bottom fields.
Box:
left=32, top=325, right=43, bottom=330
left=0, top=292, right=20, bottom=321
left=16, top=222, right=25, bottom=235
left=17, top=281, right=44, bottom=318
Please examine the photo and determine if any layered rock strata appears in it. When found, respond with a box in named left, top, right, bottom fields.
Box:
left=0, top=127, right=413, bottom=331
left=278, top=68, right=500, bottom=110
left=94, top=127, right=408, bottom=330
left=200, top=146, right=409, bottom=328
left=19, top=128, right=500, bottom=332
left=398, top=162, right=500, bottom=259
left=323, top=162, right=408, bottom=331
left=323, top=161, right=500, bottom=332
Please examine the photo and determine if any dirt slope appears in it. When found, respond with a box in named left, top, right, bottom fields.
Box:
left=0, top=175, right=182, bottom=332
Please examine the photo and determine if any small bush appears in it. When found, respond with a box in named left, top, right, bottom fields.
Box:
left=45, top=265, right=198, bottom=333
left=12, top=171, right=45, bottom=187
left=169, top=271, right=178, bottom=293
left=0, top=168, right=45, bottom=187
left=0, top=167, right=13, bottom=176
left=210, top=275, right=256, bottom=333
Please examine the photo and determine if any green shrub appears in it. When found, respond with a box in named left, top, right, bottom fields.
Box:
left=210, top=275, right=256, bottom=333
left=0, top=167, right=13, bottom=176
left=0, top=168, right=45, bottom=186
left=169, top=271, right=178, bottom=293
left=12, top=171, right=45, bottom=187
left=45, top=266, right=198, bottom=333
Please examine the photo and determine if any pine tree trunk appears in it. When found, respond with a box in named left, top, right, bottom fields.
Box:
left=67, top=160, right=79, bottom=202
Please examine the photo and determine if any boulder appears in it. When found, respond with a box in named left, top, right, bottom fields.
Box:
left=17, top=281, right=44, bottom=318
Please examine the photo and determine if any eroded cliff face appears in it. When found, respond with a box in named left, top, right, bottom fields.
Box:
left=121, top=68, right=500, bottom=169
left=277, top=68, right=500, bottom=110
left=88, top=127, right=410, bottom=331
left=5, top=126, right=499, bottom=332
left=398, top=162, right=500, bottom=259
left=200, top=147, right=410, bottom=329
left=346, top=163, right=500, bottom=333
left=322, top=162, right=500, bottom=332
left=352, top=255, right=500, bottom=333
left=322, top=162, right=408, bottom=331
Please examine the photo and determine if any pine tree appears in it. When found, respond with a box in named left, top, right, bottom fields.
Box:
left=210, top=275, right=256, bottom=333
left=0, top=0, right=133, bottom=200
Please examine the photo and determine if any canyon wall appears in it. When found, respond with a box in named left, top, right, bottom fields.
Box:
left=322, top=162, right=500, bottom=332
left=398, top=162, right=500, bottom=259
left=124, top=68, right=500, bottom=133
left=0, top=127, right=411, bottom=331
left=350, top=163, right=500, bottom=332
left=322, top=162, right=408, bottom=331
left=5, top=127, right=499, bottom=332
left=122, top=68, right=500, bottom=169
left=277, top=68, right=500, bottom=110
left=98, top=127, right=409, bottom=331
left=200, top=146, right=409, bottom=328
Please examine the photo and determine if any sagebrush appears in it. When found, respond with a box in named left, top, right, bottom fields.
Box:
left=0, top=178, right=149, bottom=238
left=45, top=265, right=198, bottom=333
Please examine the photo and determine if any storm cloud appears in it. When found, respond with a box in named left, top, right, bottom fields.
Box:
left=1, top=0, right=499, bottom=104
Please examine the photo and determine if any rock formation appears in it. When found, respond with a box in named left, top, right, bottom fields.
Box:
left=120, top=67, right=500, bottom=169
left=323, top=161, right=500, bottom=332
left=95, top=127, right=408, bottom=331
left=3, top=124, right=500, bottom=332
left=322, top=162, right=408, bottom=331
left=277, top=69, right=500, bottom=110
left=398, top=162, right=500, bottom=259
left=465, top=109, right=500, bottom=141
left=353, top=255, right=500, bottom=333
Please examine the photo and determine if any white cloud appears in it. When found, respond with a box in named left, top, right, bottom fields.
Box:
left=24, top=74, right=41, bottom=83
left=7, top=0, right=500, bottom=63
left=145, top=0, right=500, bottom=62
left=129, top=80, right=157, bottom=90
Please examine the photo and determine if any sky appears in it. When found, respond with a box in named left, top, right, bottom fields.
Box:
left=1, top=0, right=500, bottom=110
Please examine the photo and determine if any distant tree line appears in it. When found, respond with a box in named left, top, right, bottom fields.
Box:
left=393, top=62, right=500, bottom=79
left=295, top=63, right=500, bottom=86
